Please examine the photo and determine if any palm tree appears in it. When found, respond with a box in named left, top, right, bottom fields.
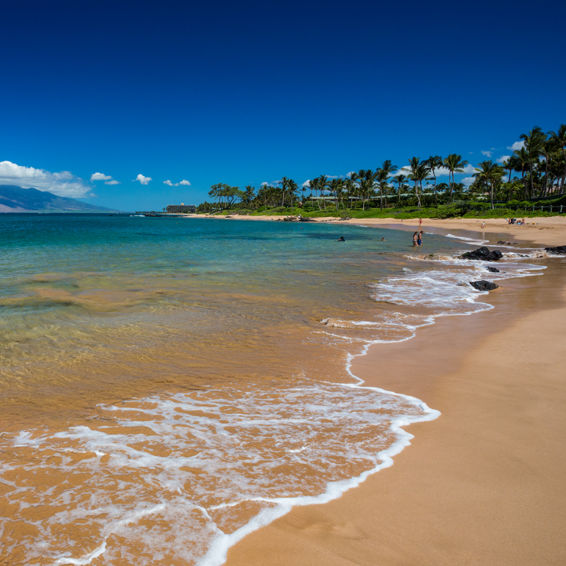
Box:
left=520, top=126, right=546, bottom=198
left=357, top=169, right=376, bottom=210
left=373, top=161, right=395, bottom=210
left=375, top=160, right=397, bottom=210
left=502, top=156, right=515, bottom=183
left=409, top=157, right=429, bottom=208
left=287, top=178, right=298, bottom=206
left=474, top=160, right=505, bottom=209
left=425, top=155, right=443, bottom=204
left=394, top=174, right=408, bottom=205
left=512, top=147, right=530, bottom=198
left=300, top=180, right=309, bottom=205
left=443, top=154, right=469, bottom=202
left=347, top=172, right=359, bottom=209
left=309, top=176, right=326, bottom=209
left=279, top=177, right=289, bottom=207
left=328, top=178, right=346, bottom=209
left=549, top=124, right=566, bottom=191
left=242, top=185, right=255, bottom=207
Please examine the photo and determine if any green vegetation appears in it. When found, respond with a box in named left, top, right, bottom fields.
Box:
left=197, top=124, right=566, bottom=218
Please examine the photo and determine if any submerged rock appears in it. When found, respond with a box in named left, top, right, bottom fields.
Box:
left=487, top=266, right=500, bottom=273
left=469, top=280, right=499, bottom=291
left=460, top=246, right=503, bottom=261
left=545, top=245, right=566, bottom=255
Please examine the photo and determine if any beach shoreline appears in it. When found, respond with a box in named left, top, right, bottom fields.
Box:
left=182, top=212, right=566, bottom=247
left=225, top=219, right=566, bottom=565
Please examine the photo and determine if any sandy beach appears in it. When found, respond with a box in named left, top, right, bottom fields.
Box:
left=225, top=218, right=566, bottom=565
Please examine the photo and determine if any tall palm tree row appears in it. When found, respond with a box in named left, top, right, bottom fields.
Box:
left=198, top=123, right=565, bottom=211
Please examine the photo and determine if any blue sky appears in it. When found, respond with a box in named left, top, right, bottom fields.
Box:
left=1, top=0, right=565, bottom=211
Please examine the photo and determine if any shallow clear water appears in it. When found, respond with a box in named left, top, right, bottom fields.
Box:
left=0, top=215, right=544, bottom=565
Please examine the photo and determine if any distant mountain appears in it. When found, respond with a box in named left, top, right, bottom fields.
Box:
left=0, top=185, right=116, bottom=213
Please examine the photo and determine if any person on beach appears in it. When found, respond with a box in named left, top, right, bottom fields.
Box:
left=412, top=231, right=419, bottom=247
left=417, top=231, right=423, bottom=246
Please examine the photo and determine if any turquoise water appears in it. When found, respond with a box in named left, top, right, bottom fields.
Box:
left=1, top=214, right=471, bottom=565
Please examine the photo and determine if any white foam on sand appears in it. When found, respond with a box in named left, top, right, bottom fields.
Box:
left=444, top=233, right=488, bottom=245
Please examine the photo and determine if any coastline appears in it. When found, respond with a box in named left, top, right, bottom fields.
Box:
left=225, top=221, right=566, bottom=565
left=183, top=212, right=566, bottom=246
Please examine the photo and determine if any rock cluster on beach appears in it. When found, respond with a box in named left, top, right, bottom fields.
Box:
left=469, top=280, right=499, bottom=291
left=545, top=245, right=566, bottom=255
left=460, top=246, right=503, bottom=261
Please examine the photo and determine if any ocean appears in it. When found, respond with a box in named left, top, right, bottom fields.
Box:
left=0, top=215, right=545, bottom=565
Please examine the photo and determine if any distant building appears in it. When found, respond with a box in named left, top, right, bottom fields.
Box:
left=166, top=204, right=196, bottom=213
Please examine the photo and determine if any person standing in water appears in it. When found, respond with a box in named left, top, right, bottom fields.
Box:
left=417, top=231, right=423, bottom=246
left=412, top=231, right=419, bottom=247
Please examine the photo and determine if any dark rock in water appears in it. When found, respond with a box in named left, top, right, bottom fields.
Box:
left=487, top=266, right=500, bottom=273
left=469, top=280, right=499, bottom=291
left=460, top=246, right=503, bottom=261
left=497, top=240, right=513, bottom=246
left=545, top=245, right=566, bottom=255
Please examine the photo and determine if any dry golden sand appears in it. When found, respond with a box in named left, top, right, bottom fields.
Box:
left=226, top=218, right=566, bottom=565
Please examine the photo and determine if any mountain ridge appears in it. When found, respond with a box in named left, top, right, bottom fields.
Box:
left=0, top=185, right=117, bottom=212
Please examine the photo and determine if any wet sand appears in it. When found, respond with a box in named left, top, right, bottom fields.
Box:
left=226, top=221, right=566, bottom=565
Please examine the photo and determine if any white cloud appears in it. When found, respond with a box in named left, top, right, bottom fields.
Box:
left=481, top=150, right=492, bottom=157
left=0, top=160, right=91, bottom=198
left=392, top=165, right=412, bottom=177
left=462, top=176, right=475, bottom=186
left=91, top=171, right=120, bottom=185
left=90, top=172, right=112, bottom=182
left=392, top=163, right=475, bottom=178
left=164, top=179, right=191, bottom=187
left=508, top=140, right=525, bottom=151
left=432, top=166, right=450, bottom=176
left=302, top=179, right=311, bottom=188
left=135, top=173, right=152, bottom=185
left=497, top=155, right=511, bottom=164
